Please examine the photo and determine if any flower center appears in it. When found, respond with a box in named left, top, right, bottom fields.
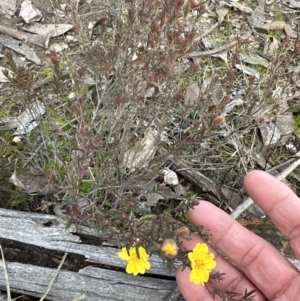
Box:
left=195, top=259, right=205, bottom=270
left=132, top=254, right=139, bottom=261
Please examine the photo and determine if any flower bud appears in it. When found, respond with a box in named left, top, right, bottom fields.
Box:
left=200, top=4, right=206, bottom=12
left=161, top=239, right=178, bottom=259
left=212, top=116, right=226, bottom=127
left=167, top=66, right=174, bottom=75
left=175, top=0, right=184, bottom=16
left=177, top=226, right=190, bottom=238
left=161, top=9, right=169, bottom=27
left=128, top=8, right=134, bottom=20
left=101, top=220, right=109, bottom=228
left=190, top=199, right=200, bottom=207
left=177, top=20, right=185, bottom=29
left=185, top=29, right=196, bottom=44
left=224, top=94, right=231, bottom=102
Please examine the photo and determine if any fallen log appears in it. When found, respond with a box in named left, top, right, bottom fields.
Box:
left=0, top=262, right=178, bottom=301
left=0, top=208, right=183, bottom=301
left=0, top=207, right=298, bottom=301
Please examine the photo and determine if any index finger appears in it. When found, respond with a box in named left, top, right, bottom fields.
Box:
left=244, top=170, right=300, bottom=259
left=188, top=201, right=299, bottom=300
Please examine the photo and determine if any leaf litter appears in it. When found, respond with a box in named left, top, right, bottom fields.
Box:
left=0, top=0, right=298, bottom=209
left=0, top=2, right=300, bottom=288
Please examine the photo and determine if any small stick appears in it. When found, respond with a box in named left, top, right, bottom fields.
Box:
left=182, top=32, right=252, bottom=58
left=230, top=158, right=300, bottom=219
left=0, top=25, right=52, bottom=48
left=39, top=252, right=68, bottom=301
left=0, top=244, right=11, bottom=301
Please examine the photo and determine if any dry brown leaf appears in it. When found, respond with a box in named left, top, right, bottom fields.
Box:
left=259, top=90, right=294, bottom=146
left=281, top=0, right=300, bottom=9
left=239, top=54, right=269, bottom=68
left=262, top=21, right=297, bottom=38
left=119, top=129, right=156, bottom=172
left=216, top=6, right=228, bottom=24
left=10, top=166, right=60, bottom=195
left=220, top=1, right=253, bottom=13
left=201, top=76, right=224, bottom=106
left=162, top=168, right=179, bottom=186
left=0, top=101, right=45, bottom=134
left=0, top=35, right=41, bottom=64
left=184, top=82, right=200, bottom=106
left=45, top=43, right=68, bottom=54
left=19, top=0, right=42, bottom=23
left=0, top=67, right=13, bottom=82
left=22, top=23, right=73, bottom=37
left=235, top=64, right=260, bottom=79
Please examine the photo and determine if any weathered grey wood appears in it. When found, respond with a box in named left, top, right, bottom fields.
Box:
left=0, top=208, right=176, bottom=276
left=0, top=206, right=107, bottom=240
left=0, top=208, right=185, bottom=300
left=0, top=207, right=298, bottom=301
left=0, top=208, right=176, bottom=274
left=0, top=261, right=182, bottom=301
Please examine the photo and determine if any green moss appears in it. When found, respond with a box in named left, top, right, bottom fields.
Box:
left=179, top=78, right=187, bottom=92
left=44, top=160, right=66, bottom=178
left=40, top=67, right=55, bottom=79
left=79, top=181, right=93, bottom=193
left=10, top=190, right=35, bottom=208
left=294, top=114, right=300, bottom=135
left=274, top=12, right=286, bottom=22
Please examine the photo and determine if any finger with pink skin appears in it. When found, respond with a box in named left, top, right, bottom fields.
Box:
left=188, top=201, right=300, bottom=300
left=176, top=233, right=266, bottom=301
left=176, top=267, right=215, bottom=301
left=244, top=170, right=300, bottom=259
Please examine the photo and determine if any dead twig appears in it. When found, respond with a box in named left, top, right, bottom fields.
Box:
left=0, top=25, right=52, bottom=48
left=163, top=152, right=233, bottom=210
left=183, top=31, right=252, bottom=58
left=0, top=244, right=11, bottom=301
left=39, top=252, right=68, bottom=301
left=231, top=158, right=300, bottom=219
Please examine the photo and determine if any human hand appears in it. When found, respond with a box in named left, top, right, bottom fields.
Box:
left=176, top=170, right=300, bottom=301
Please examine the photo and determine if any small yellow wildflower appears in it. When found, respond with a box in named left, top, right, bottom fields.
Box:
left=118, top=246, right=151, bottom=276
left=188, top=243, right=216, bottom=285
left=161, top=239, right=178, bottom=259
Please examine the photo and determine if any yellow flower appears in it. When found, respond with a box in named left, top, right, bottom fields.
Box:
left=188, top=243, right=216, bottom=285
left=161, top=239, right=178, bottom=259
left=118, top=246, right=151, bottom=276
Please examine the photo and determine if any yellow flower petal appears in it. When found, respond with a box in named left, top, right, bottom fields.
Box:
left=118, top=246, right=151, bottom=276
left=188, top=243, right=216, bottom=285
left=190, top=268, right=209, bottom=285
left=118, top=247, right=130, bottom=260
